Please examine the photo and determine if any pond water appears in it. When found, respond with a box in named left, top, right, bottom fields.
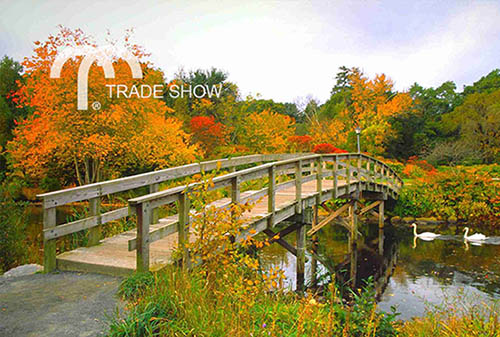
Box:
left=259, top=222, right=500, bottom=320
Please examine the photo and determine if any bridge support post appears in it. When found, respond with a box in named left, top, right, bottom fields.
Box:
left=296, top=222, right=306, bottom=292
left=43, top=204, right=56, bottom=273
left=378, top=227, right=384, bottom=255
left=310, top=205, right=318, bottom=287
left=88, top=197, right=101, bottom=246
left=378, top=200, right=385, bottom=228
left=136, top=202, right=151, bottom=273
left=349, top=200, right=358, bottom=287
left=311, top=235, right=318, bottom=287
left=178, top=192, right=191, bottom=270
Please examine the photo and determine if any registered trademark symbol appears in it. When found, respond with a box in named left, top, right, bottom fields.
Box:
left=91, top=101, right=101, bottom=110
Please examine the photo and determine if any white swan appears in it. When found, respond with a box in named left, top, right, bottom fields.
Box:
left=463, top=227, right=487, bottom=242
left=411, top=223, right=441, bottom=240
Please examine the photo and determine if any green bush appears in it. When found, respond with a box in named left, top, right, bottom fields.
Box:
left=0, top=188, right=28, bottom=273
left=394, top=165, right=500, bottom=229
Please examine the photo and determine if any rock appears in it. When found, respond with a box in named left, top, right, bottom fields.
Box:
left=391, top=216, right=401, bottom=224
left=3, top=264, right=43, bottom=278
left=416, top=217, right=441, bottom=225
left=402, top=217, right=415, bottom=224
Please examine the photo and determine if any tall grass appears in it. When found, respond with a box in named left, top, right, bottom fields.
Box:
left=109, top=267, right=399, bottom=337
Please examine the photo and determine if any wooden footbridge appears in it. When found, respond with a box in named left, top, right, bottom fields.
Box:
left=38, top=153, right=402, bottom=288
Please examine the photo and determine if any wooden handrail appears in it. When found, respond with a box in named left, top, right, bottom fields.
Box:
left=39, top=151, right=404, bottom=273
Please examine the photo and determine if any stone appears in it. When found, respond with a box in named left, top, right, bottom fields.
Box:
left=3, top=264, right=43, bottom=278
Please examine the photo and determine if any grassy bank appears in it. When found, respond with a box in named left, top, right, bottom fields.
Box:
left=109, top=267, right=499, bottom=337
left=109, top=268, right=398, bottom=337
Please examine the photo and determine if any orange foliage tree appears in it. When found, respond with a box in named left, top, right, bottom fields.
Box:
left=238, top=109, right=294, bottom=153
left=8, top=27, right=197, bottom=186
left=314, top=68, right=413, bottom=156
left=190, top=115, right=228, bottom=156
left=288, top=135, right=313, bottom=152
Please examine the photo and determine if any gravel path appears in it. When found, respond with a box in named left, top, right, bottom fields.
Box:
left=0, top=271, right=123, bottom=337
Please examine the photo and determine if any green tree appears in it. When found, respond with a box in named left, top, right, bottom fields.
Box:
left=0, top=56, right=26, bottom=179
left=442, top=89, right=500, bottom=163
left=463, top=69, right=500, bottom=96
left=386, top=81, right=461, bottom=159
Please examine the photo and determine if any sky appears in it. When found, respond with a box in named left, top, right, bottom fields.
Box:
left=1, top=0, right=500, bottom=103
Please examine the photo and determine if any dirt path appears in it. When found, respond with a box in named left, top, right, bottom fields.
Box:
left=0, top=271, right=123, bottom=337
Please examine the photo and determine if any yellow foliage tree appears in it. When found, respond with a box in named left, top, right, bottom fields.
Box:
left=313, top=68, right=413, bottom=155
left=238, top=109, right=295, bottom=153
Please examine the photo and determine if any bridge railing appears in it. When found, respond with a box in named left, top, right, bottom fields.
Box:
left=37, top=153, right=306, bottom=272
left=127, top=153, right=403, bottom=272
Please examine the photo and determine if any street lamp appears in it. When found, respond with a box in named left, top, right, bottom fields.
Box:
left=355, top=126, right=361, bottom=153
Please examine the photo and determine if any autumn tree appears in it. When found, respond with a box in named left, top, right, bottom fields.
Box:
left=238, top=109, right=294, bottom=153
left=190, top=115, right=228, bottom=156
left=314, top=67, right=413, bottom=155
left=8, top=27, right=197, bottom=187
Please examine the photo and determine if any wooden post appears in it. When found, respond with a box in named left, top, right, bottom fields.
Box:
left=311, top=235, right=318, bottom=287
left=295, top=160, right=302, bottom=214
left=296, top=222, right=306, bottom=292
left=378, top=200, right=385, bottom=228
left=178, top=192, right=190, bottom=270
left=316, top=156, right=323, bottom=203
left=357, top=154, right=362, bottom=180
left=231, top=176, right=240, bottom=204
left=231, top=176, right=240, bottom=221
left=43, top=203, right=57, bottom=273
left=349, top=200, right=358, bottom=288
left=378, top=227, right=384, bottom=255
left=87, top=197, right=101, bottom=246
left=311, top=205, right=319, bottom=286
left=349, top=200, right=358, bottom=243
left=349, top=238, right=358, bottom=288
left=149, top=183, right=159, bottom=224
left=346, top=155, right=351, bottom=188
left=268, top=165, right=276, bottom=228
left=333, top=156, right=338, bottom=198
left=136, top=201, right=151, bottom=272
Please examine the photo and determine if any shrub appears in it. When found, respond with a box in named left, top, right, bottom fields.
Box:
left=395, top=165, right=500, bottom=228
left=288, top=135, right=313, bottom=152
left=312, top=143, right=348, bottom=154
left=0, top=188, right=28, bottom=273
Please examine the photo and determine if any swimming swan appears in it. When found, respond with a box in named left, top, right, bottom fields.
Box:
left=463, top=227, right=487, bottom=242
left=411, top=223, right=441, bottom=240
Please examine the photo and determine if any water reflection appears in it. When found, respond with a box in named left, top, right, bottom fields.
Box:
left=259, top=222, right=500, bottom=320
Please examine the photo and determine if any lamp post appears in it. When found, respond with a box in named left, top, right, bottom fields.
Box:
left=355, top=126, right=361, bottom=153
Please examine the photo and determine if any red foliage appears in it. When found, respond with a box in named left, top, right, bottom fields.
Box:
left=190, top=116, right=227, bottom=154
left=312, top=143, right=348, bottom=154
left=288, top=135, right=313, bottom=152
left=402, top=156, right=437, bottom=178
